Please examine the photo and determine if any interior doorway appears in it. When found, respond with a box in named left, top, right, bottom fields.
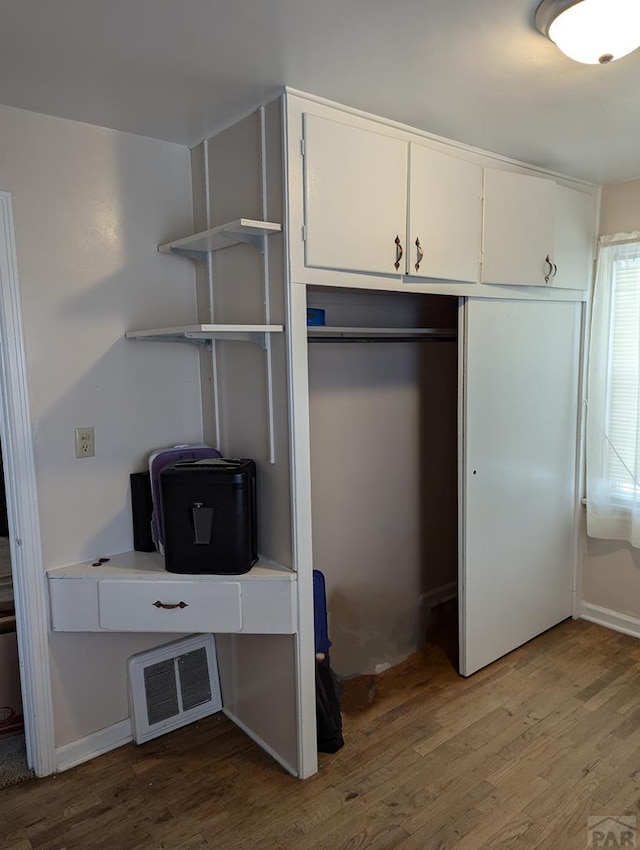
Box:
left=0, top=191, right=55, bottom=777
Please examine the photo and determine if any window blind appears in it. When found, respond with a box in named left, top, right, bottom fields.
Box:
left=608, top=258, right=640, bottom=496
left=587, top=236, right=640, bottom=546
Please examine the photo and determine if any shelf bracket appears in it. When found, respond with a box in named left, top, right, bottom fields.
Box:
left=161, top=232, right=268, bottom=261
left=126, top=325, right=283, bottom=351
left=184, top=331, right=269, bottom=350
left=231, top=232, right=268, bottom=254
left=183, top=338, right=213, bottom=352
left=131, top=335, right=213, bottom=352
left=130, top=334, right=268, bottom=351
left=165, top=247, right=210, bottom=265
left=164, top=235, right=267, bottom=258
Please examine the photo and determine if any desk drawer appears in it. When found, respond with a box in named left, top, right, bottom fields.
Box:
left=98, top=580, right=242, bottom=632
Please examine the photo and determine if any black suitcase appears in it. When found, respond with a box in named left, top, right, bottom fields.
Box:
left=160, top=458, right=257, bottom=575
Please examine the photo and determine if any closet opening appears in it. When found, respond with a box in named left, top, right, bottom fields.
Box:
left=306, top=286, right=460, bottom=706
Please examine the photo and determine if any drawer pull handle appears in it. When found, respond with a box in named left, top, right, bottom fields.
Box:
left=153, top=600, right=189, bottom=610
left=415, top=237, right=424, bottom=272
left=394, top=235, right=403, bottom=271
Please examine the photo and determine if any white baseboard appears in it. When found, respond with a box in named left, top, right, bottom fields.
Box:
left=580, top=602, right=640, bottom=640
left=419, top=581, right=458, bottom=610
left=223, top=707, right=298, bottom=778
left=55, top=718, right=132, bottom=773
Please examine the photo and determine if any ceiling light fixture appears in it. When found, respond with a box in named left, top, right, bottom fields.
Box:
left=535, top=0, right=640, bottom=64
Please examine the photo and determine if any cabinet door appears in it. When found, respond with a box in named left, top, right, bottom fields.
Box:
left=551, top=184, right=596, bottom=290
left=481, top=169, right=555, bottom=286
left=460, top=298, right=580, bottom=676
left=408, top=144, right=482, bottom=282
left=303, top=114, right=408, bottom=276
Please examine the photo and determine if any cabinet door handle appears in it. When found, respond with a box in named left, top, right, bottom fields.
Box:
left=394, top=235, right=404, bottom=271
left=415, top=237, right=424, bottom=273
left=544, top=254, right=554, bottom=284
left=552, top=262, right=558, bottom=278
left=153, top=600, right=189, bottom=610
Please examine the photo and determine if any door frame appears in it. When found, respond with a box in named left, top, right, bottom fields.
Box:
left=457, top=297, right=468, bottom=677
left=0, top=191, right=55, bottom=776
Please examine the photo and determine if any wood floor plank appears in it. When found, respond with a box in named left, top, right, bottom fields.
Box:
left=0, top=840, right=31, bottom=850
left=445, top=775, right=552, bottom=850
left=282, top=779, right=401, bottom=850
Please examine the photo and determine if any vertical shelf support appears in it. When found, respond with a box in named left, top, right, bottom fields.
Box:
left=203, top=137, right=223, bottom=452
left=260, top=105, right=276, bottom=466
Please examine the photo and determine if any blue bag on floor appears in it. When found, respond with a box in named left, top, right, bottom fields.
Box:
left=313, top=569, right=344, bottom=753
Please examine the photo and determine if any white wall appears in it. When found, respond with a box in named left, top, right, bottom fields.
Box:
left=0, top=103, right=204, bottom=747
left=599, top=180, right=640, bottom=235
left=582, top=179, right=640, bottom=622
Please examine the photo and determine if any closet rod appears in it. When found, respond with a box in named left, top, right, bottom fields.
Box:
left=308, top=335, right=457, bottom=344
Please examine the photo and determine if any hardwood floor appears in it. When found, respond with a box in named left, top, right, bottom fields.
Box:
left=3, top=619, right=640, bottom=849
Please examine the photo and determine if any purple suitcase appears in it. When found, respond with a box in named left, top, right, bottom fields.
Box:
left=148, top=445, right=221, bottom=554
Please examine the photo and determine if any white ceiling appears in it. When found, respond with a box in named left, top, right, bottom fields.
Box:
left=1, top=0, right=639, bottom=185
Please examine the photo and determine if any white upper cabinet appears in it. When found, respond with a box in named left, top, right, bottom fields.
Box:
left=298, top=105, right=595, bottom=294
left=303, top=114, right=408, bottom=276
left=481, top=168, right=595, bottom=290
left=302, top=114, right=483, bottom=282
left=481, top=168, right=556, bottom=287
left=552, top=183, right=596, bottom=290
left=408, top=144, right=482, bottom=282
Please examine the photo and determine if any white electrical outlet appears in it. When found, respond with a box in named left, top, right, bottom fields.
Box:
left=74, top=427, right=95, bottom=458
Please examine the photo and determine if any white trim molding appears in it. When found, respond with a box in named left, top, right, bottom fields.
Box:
left=580, top=602, right=640, bottom=641
left=55, top=720, right=132, bottom=773
left=0, top=191, right=55, bottom=776
left=419, top=581, right=458, bottom=611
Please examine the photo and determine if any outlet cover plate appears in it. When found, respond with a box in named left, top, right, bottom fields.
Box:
left=74, top=427, right=95, bottom=458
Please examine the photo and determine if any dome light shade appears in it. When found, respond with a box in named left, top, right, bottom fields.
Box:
left=535, top=0, right=640, bottom=64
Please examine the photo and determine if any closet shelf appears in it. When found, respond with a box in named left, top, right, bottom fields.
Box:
left=126, top=324, right=284, bottom=351
left=159, top=218, right=281, bottom=261
left=308, top=326, right=457, bottom=343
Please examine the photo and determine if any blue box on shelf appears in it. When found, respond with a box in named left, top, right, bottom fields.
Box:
left=307, top=308, right=326, bottom=326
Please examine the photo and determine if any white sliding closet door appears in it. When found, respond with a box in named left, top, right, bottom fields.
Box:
left=460, top=298, right=581, bottom=676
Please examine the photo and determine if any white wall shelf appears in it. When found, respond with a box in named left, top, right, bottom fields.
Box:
left=47, top=550, right=295, bottom=581
left=308, top=326, right=456, bottom=343
left=126, top=324, right=284, bottom=351
left=159, top=218, right=282, bottom=262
